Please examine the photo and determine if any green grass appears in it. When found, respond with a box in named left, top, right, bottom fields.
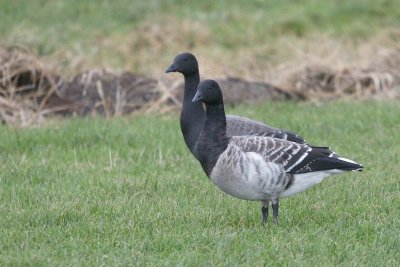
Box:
left=1, top=101, right=399, bottom=266
left=2, top=0, right=399, bottom=47
left=1, top=0, right=399, bottom=76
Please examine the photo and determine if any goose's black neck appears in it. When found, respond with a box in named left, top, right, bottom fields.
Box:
left=195, top=103, right=229, bottom=176
left=180, top=72, right=204, bottom=158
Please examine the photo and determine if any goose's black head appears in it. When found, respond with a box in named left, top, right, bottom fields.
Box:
left=192, top=79, right=223, bottom=106
left=165, top=52, right=198, bottom=75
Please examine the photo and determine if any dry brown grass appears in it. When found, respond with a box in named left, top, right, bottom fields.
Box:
left=0, top=46, right=183, bottom=127
left=0, top=46, right=65, bottom=127
left=274, top=30, right=400, bottom=101
left=280, top=64, right=398, bottom=101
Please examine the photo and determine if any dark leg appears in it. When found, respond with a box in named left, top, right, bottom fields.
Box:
left=272, top=200, right=279, bottom=225
left=261, top=200, right=270, bottom=225
left=262, top=206, right=269, bottom=224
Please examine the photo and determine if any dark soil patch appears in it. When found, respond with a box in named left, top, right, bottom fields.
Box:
left=55, top=70, right=159, bottom=117
left=171, top=77, right=298, bottom=107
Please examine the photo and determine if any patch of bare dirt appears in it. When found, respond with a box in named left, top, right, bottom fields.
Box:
left=171, top=77, right=298, bottom=106
left=57, top=70, right=159, bottom=117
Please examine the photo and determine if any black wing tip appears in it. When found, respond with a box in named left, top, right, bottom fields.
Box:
left=352, top=164, right=364, bottom=172
left=293, top=156, right=363, bottom=174
left=337, top=157, right=364, bottom=172
left=344, top=165, right=363, bottom=172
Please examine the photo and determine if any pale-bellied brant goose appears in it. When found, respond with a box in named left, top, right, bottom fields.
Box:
left=165, top=52, right=306, bottom=160
left=192, top=79, right=363, bottom=225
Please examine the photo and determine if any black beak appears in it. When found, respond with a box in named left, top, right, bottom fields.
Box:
left=165, top=64, right=177, bottom=73
left=192, top=91, right=203, bottom=103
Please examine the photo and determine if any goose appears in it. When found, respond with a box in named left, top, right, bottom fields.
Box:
left=192, top=79, right=363, bottom=225
left=165, top=52, right=306, bottom=161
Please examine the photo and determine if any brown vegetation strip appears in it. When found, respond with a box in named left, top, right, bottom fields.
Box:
left=0, top=46, right=399, bottom=127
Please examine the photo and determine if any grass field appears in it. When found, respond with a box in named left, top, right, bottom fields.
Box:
left=1, top=101, right=399, bottom=266
left=1, top=0, right=400, bottom=266
left=1, top=0, right=400, bottom=78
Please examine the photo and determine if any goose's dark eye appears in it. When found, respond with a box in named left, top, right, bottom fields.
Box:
left=208, top=87, right=212, bottom=90
left=184, top=58, right=188, bottom=62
